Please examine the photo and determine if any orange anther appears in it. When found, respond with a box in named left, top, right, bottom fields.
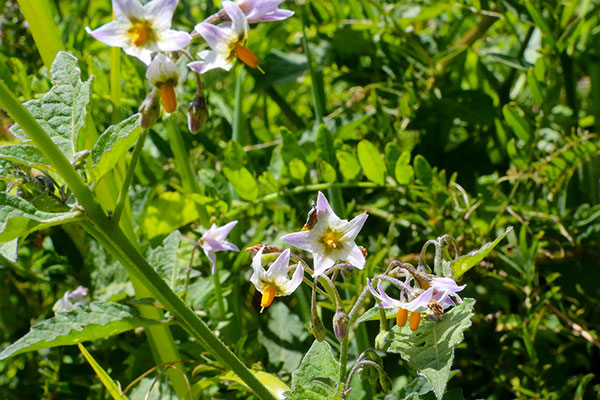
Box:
left=260, top=286, right=277, bottom=313
left=409, top=312, right=421, bottom=331
left=396, top=308, right=408, bottom=327
left=160, top=86, right=177, bottom=113
left=132, top=26, right=147, bottom=47
left=236, top=46, right=259, bottom=69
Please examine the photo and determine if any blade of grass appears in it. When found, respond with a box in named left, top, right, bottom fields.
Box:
left=78, top=343, right=129, bottom=400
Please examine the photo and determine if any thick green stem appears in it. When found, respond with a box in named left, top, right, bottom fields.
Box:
left=0, top=79, right=277, bottom=400
left=113, top=129, right=148, bottom=223
left=339, top=336, right=349, bottom=382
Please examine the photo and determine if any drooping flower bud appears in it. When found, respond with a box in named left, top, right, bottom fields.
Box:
left=310, top=311, right=326, bottom=342
left=187, top=93, right=208, bottom=134
left=139, top=89, right=160, bottom=129
left=374, top=330, right=389, bottom=351
left=333, top=307, right=349, bottom=340
left=146, top=54, right=179, bottom=113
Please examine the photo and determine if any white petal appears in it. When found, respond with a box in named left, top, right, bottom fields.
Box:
left=222, top=1, right=249, bottom=38
left=113, top=0, right=144, bottom=20
left=340, top=212, right=368, bottom=242
left=86, top=22, right=129, bottom=47
left=316, top=191, right=341, bottom=227
left=144, top=0, right=177, bottom=30
left=402, top=287, right=434, bottom=312
left=202, top=247, right=218, bottom=275
left=266, top=249, right=290, bottom=279
left=157, top=29, right=192, bottom=51
left=344, top=244, right=366, bottom=270
left=123, top=45, right=153, bottom=64
left=194, top=22, right=235, bottom=51
left=252, top=247, right=266, bottom=275
left=312, top=253, right=336, bottom=277
left=280, top=230, right=322, bottom=254
left=282, top=263, right=304, bottom=295
left=212, top=220, right=238, bottom=241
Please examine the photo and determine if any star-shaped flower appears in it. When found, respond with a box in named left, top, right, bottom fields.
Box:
left=53, top=286, right=90, bottom=313
left=146, top=54, right=180, bottom=112
left=250, top=247, right=304, bottom=312
left=199, top=221, right=240, bottom=274
left=236, top=0, right=294, bottom=23
left=367, top=275, right=465, bottom=330
left=188, top=1, right=261, bottom=74
left=281, top=192, right=368, bottom=277
left=85, top=0, right=192, bottom=65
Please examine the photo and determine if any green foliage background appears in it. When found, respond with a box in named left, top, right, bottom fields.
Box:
left=1, top=0, right=599, bottom=398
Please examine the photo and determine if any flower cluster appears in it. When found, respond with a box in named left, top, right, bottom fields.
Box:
left=86, top=0, right=293, bottom=123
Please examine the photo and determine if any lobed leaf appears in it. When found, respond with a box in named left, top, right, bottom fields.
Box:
left=0, top=302, right=162, bottom=360
left=286, top=340, right=341, bottom=400
left=0, top=192, right=81, bottom=242
left=387, top=299, right=475, bottom=400
left=9, top=51, right=91, bottom=162
left=91, top=114, right=141, bottom=182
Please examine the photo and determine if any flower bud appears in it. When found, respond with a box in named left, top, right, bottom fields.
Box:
left=146, top=54, right=179, bottom=89
left=139, top=89, right=160, bottom=129
left=310, top=312, right=326, bottom=342
left=187, top=93, right=208, bottom=134
left=333, top=307, right=349, bottom=340
left=374, top=330, right=389, bottom=351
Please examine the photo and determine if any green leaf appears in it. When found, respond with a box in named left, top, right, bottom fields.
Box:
left=336, top=151, right=361, bottom=181
left=413, top=155, right=433, bottom=185
left=385, top=142, right=402, bottom=174
left=78, top=343, right=129, bottom=400
left=318, top=160, right=337, bottom=184
left=287, top=340, right=341, bottom=400
left=10, top=51, right=91, bottom=162
left=0, top=238, right=18, bottom=263
left=222, top=166, right=258, bottom=201
left=451, top=227, right=512, bottom=278
left=281, top=129, right=307, bottom=164
left=316, top=125, right=336, bottom=165
left=91, top=114, right=141, bottom=182
left=387, top=299, right=476, bottom=400
left=0, top=144, right=51, bottom=169
left=148, top=230, right=182, bottom=291
left=224, top=140, right=247, bottom=169
left=289, top=157, right=308, bottom=181
left=357, top=140, right=386, bottom=185
left=0, top=301, right=161, bottom=360
left=395, top=152, right=414, bottom=185
left=0, top=192, right=82, bottom=242
left=357, top=306, right=397, bottom=323
left=0, top=159, right=18, bottom=181
left=502, top=103, right=530, bottom=142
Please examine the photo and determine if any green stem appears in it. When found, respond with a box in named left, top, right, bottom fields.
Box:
left=301, top=11, right=325, bottom=123
left=212, top=270, right=226, bottom=319
left=0, top=79, right=277, bottom=400
left=16, top=0, right=64, bottom=69
left=339, top=336, right=349, bottom=382
left=113, top=129, right=147, bottom=223
left=233, top=67, right=244, bottom=142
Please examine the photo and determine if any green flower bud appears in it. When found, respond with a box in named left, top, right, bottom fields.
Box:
left=139, top=89, right=160, bottom=129
left=310, top=312, right=326, bottom=342
left=375, top=330, right=389, bottom=351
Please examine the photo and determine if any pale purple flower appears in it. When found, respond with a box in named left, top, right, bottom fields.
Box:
left=188, top=1, right=260, bottom=74
left=250, top=247, right=304, bottom=312
left=53, top=286, right=90, bottom=313
left=236, top=0, right=294, bottom=23
left=146, top=53, right=179, bottom=88
left=200, top=221, right=240, bottom=274
left=281, top=192, right=368, bottom=277
left=85, top=0, right=192, bottom=65
left=367, top=276, right=465, bottom=314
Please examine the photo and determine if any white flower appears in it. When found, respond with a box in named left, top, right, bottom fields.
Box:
left=85, top=0, right=192, bottom=65
left=53, top=286, right=90, bottom=313
left=281, top=192, right=368, bottom=277
left=250, top=247, right=304, bottom=312
left=236, top=0, right=294, bottom=23
left=188, top=1, right=260, bottom=74
left=146, top=54, right=179, bottom=112
left=200, top=221, right=240, bottom=274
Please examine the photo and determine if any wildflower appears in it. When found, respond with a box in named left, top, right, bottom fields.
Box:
left=236, top=0, right=294, bottom=23
left=199, top=221, right=240, bottom=274
left=188, top=1, right=261, bottom=74
left=53, top=286, right=90, bottom=313
left=250, top=247, right=304, bottom=312
left=367, top=276, right=465, bottom=330
left=146, top=54, right=179, bottom=112
left=333, top=307, right=349, bottom=340
left=85, top=0, right=192, bottom=65
left=281, top=192, right=368, bottom=277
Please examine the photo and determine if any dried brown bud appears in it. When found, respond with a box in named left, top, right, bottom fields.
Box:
left=428, top=298, right=444, bottom=319
left=187, top=93, right=208, bottom=134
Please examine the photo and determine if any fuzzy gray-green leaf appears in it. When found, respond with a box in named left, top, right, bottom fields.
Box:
left=287, top=340, right=340, bottom=400
left=92, top=114, right=141, bottom=181
left=387, top=298, right=475, bottom=400
left=0, top=301, right=162, bottom=360
left=0, top=144, right=51, bottom=169
left=9, top=51, right=91, bottom=162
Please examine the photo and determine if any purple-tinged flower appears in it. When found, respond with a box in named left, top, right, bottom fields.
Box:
left=188, top=1, right=260, bottom=74
left=85, top=0, right=192, bottom=65
left=250, top=247, right=304, bottom=312
left=236, top=0, right=294, bottom=23
left=199, top=221, right=240, bottom=274
left=367, top=276, right=465, bottom=330
left=281, top=192, right=368, bottom=277
left=53, top=286, right=90, bottom=313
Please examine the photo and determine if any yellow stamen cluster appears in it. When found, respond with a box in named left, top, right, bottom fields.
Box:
left=130, top=21, right=151, bottom=47
left=323, top=231, right=341, bottom=250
